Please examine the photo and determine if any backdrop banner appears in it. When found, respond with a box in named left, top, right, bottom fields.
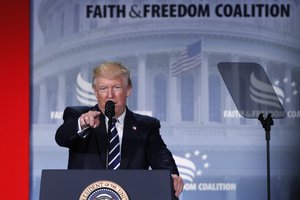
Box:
left=31, top=1, right=300, bottom=200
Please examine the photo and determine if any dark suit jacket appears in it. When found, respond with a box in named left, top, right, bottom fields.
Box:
left=55, top=105, right=179, bottom=175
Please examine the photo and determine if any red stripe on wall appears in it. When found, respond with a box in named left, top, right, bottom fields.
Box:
left=0, top=1, right=29, bottom=198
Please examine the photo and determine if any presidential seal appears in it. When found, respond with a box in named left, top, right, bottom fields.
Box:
left=79, top=180, right=129, bottom=200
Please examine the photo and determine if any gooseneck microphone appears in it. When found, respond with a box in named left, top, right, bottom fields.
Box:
left=104, top=100, right=115, bottom=169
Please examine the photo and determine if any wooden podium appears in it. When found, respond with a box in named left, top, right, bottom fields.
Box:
left=39, top=169, right=176, bottom=200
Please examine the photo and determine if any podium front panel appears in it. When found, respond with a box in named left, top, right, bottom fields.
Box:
left=39, top=169, right=174, bottom=200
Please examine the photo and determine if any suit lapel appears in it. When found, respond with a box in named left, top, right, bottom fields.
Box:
left=120, top=109, right=136, bottom=169
left=93, top=112, right=108, bottom=168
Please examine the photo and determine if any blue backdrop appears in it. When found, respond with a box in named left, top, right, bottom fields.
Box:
left=31, top=0, right=300, bottom=199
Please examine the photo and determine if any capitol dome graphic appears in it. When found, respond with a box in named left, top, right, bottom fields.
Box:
left=31, top=0, right=300, bottom=200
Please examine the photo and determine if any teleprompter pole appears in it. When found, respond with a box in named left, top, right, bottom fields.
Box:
left=258, top=113, right=274, bottom=200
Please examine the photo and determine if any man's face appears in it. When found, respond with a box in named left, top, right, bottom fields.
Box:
left=93, top=76, right=131, bottom=118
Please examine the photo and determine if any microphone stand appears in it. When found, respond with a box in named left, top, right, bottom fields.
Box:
left=258, top=113, right=274, bottom=200
left=104, top=100, right=115, bottom=170
left=106, top=116, right=113, bottom=170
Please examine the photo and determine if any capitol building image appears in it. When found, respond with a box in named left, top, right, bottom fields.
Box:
left=31, top=0, right=300, bottom=199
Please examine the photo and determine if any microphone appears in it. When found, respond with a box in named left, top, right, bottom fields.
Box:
left=105, top=100, right=115, bottom=119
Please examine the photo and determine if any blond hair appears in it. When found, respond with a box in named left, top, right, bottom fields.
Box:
left=92, top=61, right=132, bottom=88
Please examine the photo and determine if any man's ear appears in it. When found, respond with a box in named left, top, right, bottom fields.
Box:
left=93, top=85, right=97, bottom=97
left=127, top=86, right=132, bottom=97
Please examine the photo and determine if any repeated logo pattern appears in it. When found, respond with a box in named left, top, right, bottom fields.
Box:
left=174, top=150, right=210, bottom=182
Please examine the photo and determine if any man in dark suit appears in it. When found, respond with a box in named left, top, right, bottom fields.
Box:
left=55, top=61, right=183, bottom=198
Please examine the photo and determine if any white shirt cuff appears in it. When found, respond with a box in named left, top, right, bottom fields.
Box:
left=77, top=117, right=89, bottom=137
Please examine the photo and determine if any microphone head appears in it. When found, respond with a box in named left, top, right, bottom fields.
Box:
left=105, top=100, right=115, bottom=118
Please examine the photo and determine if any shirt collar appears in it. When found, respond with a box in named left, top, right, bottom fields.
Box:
left=105, top=109, right=126, bottom=128
left=117, top=109, right=126, bottom=128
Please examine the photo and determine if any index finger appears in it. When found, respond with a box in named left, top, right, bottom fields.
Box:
left=89, top=111, right=101, bottom=118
